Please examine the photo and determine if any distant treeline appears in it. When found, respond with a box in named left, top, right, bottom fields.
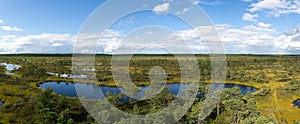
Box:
left=0, top=53, right=300, bottom=57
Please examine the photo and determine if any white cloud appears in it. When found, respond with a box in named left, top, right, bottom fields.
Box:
left=174, top=24, right=300, bottom=54
left=242, top=13, right=258, bottom=22
left=243, top=0, right=252, bottom=2
left=258, top=22, right=271, bottom=28
left=178, top=24, right=276, bottom=43
left=0, top=20, right=22, bottom=32
left=277, top=27, right=300, bottom=51
left=0, top=26, right=22, bottom=32
left=52, top=43, right=64, bottom=47
left=176, top=8, right=189, bottom=14
left=192, top=0, right=200, bottom=5
left=153, top=3, right=170, bottom=14
left=96, top=30, right=123, bottom=53
left=72, top=30, right=124, bottom=53
left=248, top=0, right=300, bottom=17
left=175, top=24, right=229, bottom=42
left=193, top=0, right=226, bottom=6
left=1, top=25, right=300, bottom=54
left=0, top=33, right=75, bottom=53
left=117, top=16, right=136, bottom=26
left=249, top=0, right=290, bottom=13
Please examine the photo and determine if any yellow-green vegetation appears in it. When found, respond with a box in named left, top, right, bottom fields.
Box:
left=0, top=84, right=38, bottom=123
left=0, top=54, right=300, bottom=123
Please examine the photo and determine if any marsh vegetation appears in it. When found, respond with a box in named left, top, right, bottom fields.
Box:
left=0, top=54, right=300, bottom=123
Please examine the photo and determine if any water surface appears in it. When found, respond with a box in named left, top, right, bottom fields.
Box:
left=0, top=101, right=3, bottom=108
left=0, top=63, right=20, bottom=75
left=47, top=72, right=95, bottom=79
left=0, top=63, right=20, bottom=71
left=293, top=99, right=300, bottom=108
left=39, top=82, right=257, bottom=100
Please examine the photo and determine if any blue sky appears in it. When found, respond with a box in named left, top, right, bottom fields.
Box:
left=0, top=0, right=104, bottom=35
left=0, top=0, right=299, bottom=54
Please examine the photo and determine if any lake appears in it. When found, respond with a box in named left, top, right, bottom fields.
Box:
left=38, top=82, right=257, bottom=100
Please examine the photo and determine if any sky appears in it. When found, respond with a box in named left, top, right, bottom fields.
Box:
left=0, top=0, right=299, bottom=54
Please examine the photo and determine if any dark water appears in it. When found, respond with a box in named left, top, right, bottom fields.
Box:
left=277, top=79, right=289, bottom=82
left=39, top=82, right=257, bottom=100
left=293, top=99, right=300, bottom=108
left=221, top=84, right=257, bottom=95
left=0, top=101, right=3, bottom=108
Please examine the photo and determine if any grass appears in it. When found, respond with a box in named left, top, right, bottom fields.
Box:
left=253, top=71, right=300, bottom=123
left=2, top=55, right=300, bottom=123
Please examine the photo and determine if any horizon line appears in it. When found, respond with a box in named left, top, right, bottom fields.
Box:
left=0, top=53, right=300, bottom=56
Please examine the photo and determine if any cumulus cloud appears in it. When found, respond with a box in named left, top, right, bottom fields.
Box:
left=248, top=0, right=300, bottom=17
left=177, top=24, right=276, bottom=43
left=0, top=29, right=126, bottom=54
left=176, top=8, right=189, bottom=14
left=153, top=3, right=170, bottom=14
left=97, top=30, right=123, bottom=53
left=174, top=24, right=300, bottom=54
left=1, top=25, right=300, bottom=54
left=258, top=22, right=271, bottom=28
left=192, top=0, right=200, bottom=5
left=175, top=24, right=228, bottom=42
left=52, top=43, right=64, bottom=47
left=242, top=13, right=258, bottom=22
left=0, top=26, right=22, bottom=32
left=95, top=24, right=300, bottom=54
left=277, top=27, right=300, bottom=51
left=70, top=30, right=124, bottom=54
left=243, top=0, right=252, bottom=2
left=0, top=20, right=22, bottom=32
left=191, top=0, right=226, bottom=6
left=0, top=33, right=75, bottom=53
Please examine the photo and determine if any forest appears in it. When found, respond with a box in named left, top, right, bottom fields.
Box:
left=0, top=54, right=300, bottom=124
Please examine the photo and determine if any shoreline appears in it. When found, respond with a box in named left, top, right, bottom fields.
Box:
left=38, top=78, right=261, bottom=90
